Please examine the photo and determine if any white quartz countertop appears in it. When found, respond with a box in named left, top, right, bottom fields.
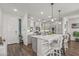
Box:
left=32, top=34, right=63, bottom=43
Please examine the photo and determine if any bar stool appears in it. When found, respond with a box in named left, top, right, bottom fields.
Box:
left=49, top=36, right=63, bottom=56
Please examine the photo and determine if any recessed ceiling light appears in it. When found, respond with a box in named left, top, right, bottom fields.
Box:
left=51, top=19, right=54, bottom=22
left=13, top=9, right=18, bottom=12
left=40, top=11, right=44, bottom=15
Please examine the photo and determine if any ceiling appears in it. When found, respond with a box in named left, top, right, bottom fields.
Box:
left=0, top=3, right=79, bottom=20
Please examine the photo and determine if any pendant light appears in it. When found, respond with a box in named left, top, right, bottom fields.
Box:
left=51, top=3, right=54, bottom=22
left=58, top=10, right=61, bottom=21
left=58, top=10, right=61, bottom=24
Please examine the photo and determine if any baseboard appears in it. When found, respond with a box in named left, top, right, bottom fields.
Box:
left=7, top=43, right=19, bottom=45
left=71, top=40, right=75, bottom=41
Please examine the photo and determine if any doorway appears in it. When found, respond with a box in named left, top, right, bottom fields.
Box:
left=18, top=19, right=23, bottom=44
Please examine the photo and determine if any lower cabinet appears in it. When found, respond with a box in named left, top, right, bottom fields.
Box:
left=37, top=39, right=49, bottom=56
left=0, top=44, right=7, bottom=56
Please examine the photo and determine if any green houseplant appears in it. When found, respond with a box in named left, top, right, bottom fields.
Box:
left=73, top=31, right=79, bottom=42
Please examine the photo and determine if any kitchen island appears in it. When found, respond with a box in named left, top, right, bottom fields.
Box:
left=31, top=34, right=63, bottom=56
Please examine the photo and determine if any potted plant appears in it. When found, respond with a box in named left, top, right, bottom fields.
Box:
left=73, top=31, right=79, bottom=42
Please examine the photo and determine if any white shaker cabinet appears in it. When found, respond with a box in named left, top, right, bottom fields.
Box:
left=0, top=42, right=7, bottom=56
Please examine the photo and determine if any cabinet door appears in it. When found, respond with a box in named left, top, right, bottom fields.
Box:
left=32, top=37, right=37, bottom=53
left=0, top=43, right=7, bottom=56
left=37, top=39, right=49, bottom=56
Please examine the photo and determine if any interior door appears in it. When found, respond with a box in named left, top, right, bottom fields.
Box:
left=7, top=16, right=19, bottom=44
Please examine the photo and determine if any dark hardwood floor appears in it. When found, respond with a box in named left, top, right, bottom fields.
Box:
left=7, top=41, right=79, bottom=56
left=65, top=41, right=79, bottom=56
left=7, top=43, right=33, bottom=56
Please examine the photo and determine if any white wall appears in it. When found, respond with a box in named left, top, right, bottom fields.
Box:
left=1, top=11, right=29, bottom=45
left=55, top=23, right=62, bottom=34
left=22, top=14, right=28, bottom=46
left=0, top=8, right=2, bottom=37
left=2, top=12, right=19, bottom=44
left=68, top=18, right=79, bottom=40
